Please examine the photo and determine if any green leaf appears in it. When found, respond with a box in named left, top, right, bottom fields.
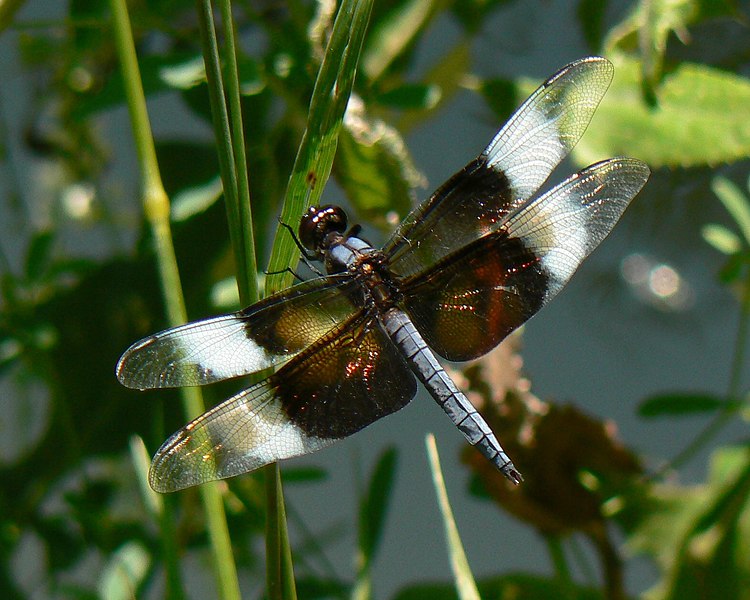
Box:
left=360, top=447, right=398, bottom=561
left=477, top=77, right=516, bottom=123
left=667, top=449, right=750, bottom=600
left=158, top=55, right=206, bottom=89
left=0, top=0, right=24, bottom=34
left=571, top=57, right=750, bottom=168
left=171, top=175, right=224, bottom=222
left=606, top=0, right=739, bottom=94
left=210, top=276, right=241, bottom=311
left=702, top=223, right=742, bottom=255
left=295, top=577, right=350, bottom=599
left=36, top=516, right=86, bottom=571
left=74, top=53, right=206, bottom=118
left=625, top=447, right=750, bottom=600
left=25, top=230, right=54, bottom=282
left=393, top=573, right=604, bottom=600
left=97, top=541, right=151, bottom=600
left=377, top=83, right=442, bottom=111
left=425, top=434, right=480, bottom=600
left=237, top=54, right=266, bottom=96
left=156, top=141, right=220, bottom=197
left=712, top=176, right=750, bottom=245
left=450, top=0, right=515, bottom=34
left=397, top=41, right=471, bottom=133
left=577, top=0, right=608, bottom=52
left=336, top=100, right=425, bottom=227
left=361, top=0, right=439, bottom=82
left=129, top=436, right=162, bottom=518
left=266, top=0, right=375, bottom=295
left=279, top=466, right=329, bottom=483
left=638, top=393, right=726, bottom=417
left=0, top=336, right=22, bottom=371
left=718, top=252, right=749, bottom=284
left=354, top=447, right=398, bottom=600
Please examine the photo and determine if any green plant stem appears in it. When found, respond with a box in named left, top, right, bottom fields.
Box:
left=545, top=536, right=572, bottom=590
left=265, top=463, right=297, bottom=600
left=108, top=1, right=240, bottom=599
left=284, top=502, right=340, bottom=579
left=658, top=271, right=750, bottom=476
left=216, top=0, right=257, bottom=306
left=0, top=0, right=26, bottom=34
left=425, top=434, right=480, bottom=600
left=159, top=495, right=186, bottom=600
left=130, top=436, right=183, bottom=599
left=199, top=0, right=296, bottom=595
left=352, top=453, right=372, bottom=600
left=568, top=534, right=597, bottom=586
left=658, top=411, right=736, bottom=478
left=728, top=270, right=750, bottom=399
left=587, top=527, right=625, bottom=600
left=352, top=555, right=372, bottom=600
left=196, top=0, right=253, bottom=304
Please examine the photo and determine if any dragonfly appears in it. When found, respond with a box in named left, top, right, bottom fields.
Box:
left=117, top=56, right=649, bottom=493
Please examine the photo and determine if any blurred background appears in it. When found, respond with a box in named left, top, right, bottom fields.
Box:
left=2, top=0, right=750, bottom=598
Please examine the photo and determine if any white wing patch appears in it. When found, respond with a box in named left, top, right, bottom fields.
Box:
left=483, top=57, right=614, bottom=204
left=504, top=158, right=649, bottom=300
left=116, top=315, right=275, bottom=389
left=149, top=381, right=334, bottom=492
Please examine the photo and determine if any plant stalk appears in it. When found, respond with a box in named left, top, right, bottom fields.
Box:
left=108, top=0, right=241, bottom=598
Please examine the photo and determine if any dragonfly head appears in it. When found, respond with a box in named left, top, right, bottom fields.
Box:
left=299, top=205, right=348, bottom=257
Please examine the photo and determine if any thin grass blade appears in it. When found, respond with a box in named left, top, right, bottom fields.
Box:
left=266, top=0, right=374, bottom=295
left=425, top=434, right=480, bottom=600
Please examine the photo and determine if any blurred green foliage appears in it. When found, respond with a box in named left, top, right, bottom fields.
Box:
left=1, top=0, right=750, bottom=598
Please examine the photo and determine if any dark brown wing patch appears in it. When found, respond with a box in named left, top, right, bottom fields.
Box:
left=277, top=316, right=417, bottom=438
left=401, top=233, right=546, bottom=362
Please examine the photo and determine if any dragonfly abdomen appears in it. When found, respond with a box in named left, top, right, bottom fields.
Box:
left=380, top=307, right=522, bottom=484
